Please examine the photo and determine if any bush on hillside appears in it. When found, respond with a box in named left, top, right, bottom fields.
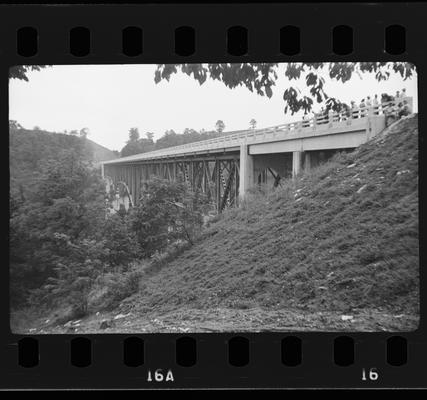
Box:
left=128, top=177, right=210, bottom=257
left=87, top=264, right=144, bottom=312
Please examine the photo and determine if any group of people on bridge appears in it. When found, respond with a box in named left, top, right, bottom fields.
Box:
left=301, top=89, right=412, bottom=127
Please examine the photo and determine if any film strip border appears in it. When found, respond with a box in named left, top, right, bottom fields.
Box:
left=17, top=335, right=408, bottom=368
left=0, top=3, right=423, bottom=62
left=12, top=24, right=407, bottom=59
left=1, top=2, right=426, bottom=389
left=3, top=333, right=423, bottom=388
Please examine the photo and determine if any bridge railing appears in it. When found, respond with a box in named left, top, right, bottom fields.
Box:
left=104, top=97, right=410, bottom=163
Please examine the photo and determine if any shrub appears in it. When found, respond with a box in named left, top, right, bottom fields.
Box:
left=87, top=264, right=144, bottom=312
left=128, top=177, right=209, bottom=256
left=100, top=214, right=141, bottom=265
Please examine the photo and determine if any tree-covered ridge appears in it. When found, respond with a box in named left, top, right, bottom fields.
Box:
left=9, top=125, right=117, bottom=201
left=120, top=127, right=224, bottom=157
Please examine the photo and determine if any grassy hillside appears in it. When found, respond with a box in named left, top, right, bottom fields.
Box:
left=119, top=115, right=419, bottom=329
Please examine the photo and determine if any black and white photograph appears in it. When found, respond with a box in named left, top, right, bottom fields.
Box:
left=9, top=62, right=419, bottom=334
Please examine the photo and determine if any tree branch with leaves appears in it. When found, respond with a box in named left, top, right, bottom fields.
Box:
left=9, top=65, right=49, bottom=81
left=154, top=62, right=415, bottom=115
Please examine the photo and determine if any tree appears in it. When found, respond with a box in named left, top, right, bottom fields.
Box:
left=155, top=130, right=180, bottom=150
left=128, top=177, right=208, bottom=256
left=79, top=127, right=90, bottom=139
left=121, top=128, right=142, bottom=157
left=215, top=120, right=225, bottom=133
left=9, top=120, right=23, bottom=131
left=154, top=62, right=415, bottom=114
left=121, top=127, right=156, bottom=157
left=249, top=119, right=257, bottom=130
left=9, top=147, right=106, bottom=305
left=129, top=127, right=140, bottom=142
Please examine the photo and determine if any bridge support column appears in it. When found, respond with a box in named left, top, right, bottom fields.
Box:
left=292, top=151, right=303, bottom=178
left=304, top=151, right=311, bottom=172
left=239, top=144, right=254, bottom=198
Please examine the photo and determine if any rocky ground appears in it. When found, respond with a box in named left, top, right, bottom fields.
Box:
left=15, top=307, right=418, bottom=334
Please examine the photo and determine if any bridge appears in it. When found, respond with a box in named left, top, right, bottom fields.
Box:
left=102, top=97, right=411, bottom=212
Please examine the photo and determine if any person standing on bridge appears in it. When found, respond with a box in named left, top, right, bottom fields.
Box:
left=315, top=108, right=323, bottom=125
left=328, top=108, right=334, bottom=124
left=398, top=99, right=412, bottom=118
left=344, top=103, right=351, bottom=120
left=359, top=99, right=367, bottom=117
left=366, top=96, right=372, bottom=115
left=350, top=101, right=358, bottom=119
left=321, top=107, right=328, bottom=124
left=302, top=113, right=310, bottom=127
left=395, top=90, right=401, bottom=103
left=373, top=94, right=379, bottom=115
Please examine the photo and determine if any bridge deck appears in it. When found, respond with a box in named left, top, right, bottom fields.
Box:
left=102, top=102, right=395, bottom=166
left=102, top=98, right=410, bottom=167
left=101, top=98, right=411, bottom=210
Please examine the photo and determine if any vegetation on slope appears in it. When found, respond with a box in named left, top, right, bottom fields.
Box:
left=122, top=115, right=419, bottom=326
left=9, top=127, right=206, bottom=331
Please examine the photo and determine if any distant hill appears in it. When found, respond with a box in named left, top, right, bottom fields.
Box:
left=9, top=127, right=118, bottom=199
left=84, top=138, right=119, bottom=165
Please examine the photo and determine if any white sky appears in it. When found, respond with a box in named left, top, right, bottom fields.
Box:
left=9, top=63, right=418, bottom=152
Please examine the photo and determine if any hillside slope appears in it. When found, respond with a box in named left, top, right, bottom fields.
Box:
left=19, top=116, right=419, bottom=333
left=115, top=115, right=419, bottom=331
left=9, top=128, right=117, bottom=198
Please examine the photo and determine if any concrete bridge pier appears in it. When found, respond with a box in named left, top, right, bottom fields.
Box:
left=240, top=149, right=297, bottom=198
left=304, top=151, right=311, bottom=172
left=239, top=143, right=254, bottom=199
left=292, top=151, right=314, bottom=177
left=292, top=151, right=303, bottom=178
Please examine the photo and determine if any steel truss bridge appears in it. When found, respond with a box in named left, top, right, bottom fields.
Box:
left=102, top=97, right=411, bottom=212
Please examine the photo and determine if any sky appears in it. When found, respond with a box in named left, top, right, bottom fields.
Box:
left=9, top=63, right=418, bottom=152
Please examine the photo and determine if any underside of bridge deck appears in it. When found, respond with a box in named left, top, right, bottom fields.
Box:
left=104, top=147, right=356, bottom=213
